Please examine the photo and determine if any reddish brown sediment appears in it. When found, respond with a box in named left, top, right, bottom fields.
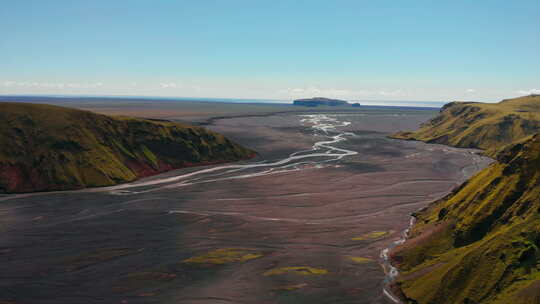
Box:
left=389, top=221, right=452, bottom=266
left=388, top=282, right=409, bottom=302
left=516, top=280, right=540, bottom=302
left=0, top=163, right=68, bottom=193
left=0, top=153, right=256, bottom=194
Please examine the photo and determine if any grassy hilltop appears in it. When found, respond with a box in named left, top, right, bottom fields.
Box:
left=392, top=95, right=540, bottom=157
left=0, top=102, right=254, bottom=193
left=390, top=95, right=540, bottom=304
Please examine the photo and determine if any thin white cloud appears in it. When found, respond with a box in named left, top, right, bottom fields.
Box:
left=1, top=79, right=524, bottom=103
left=66, top=83, right=103, bottom=88
left=278, top=86, right=375, bottom=99
left=160, top=82, right=178, bottom=89
left=378, top=90, right=402, bottom=97
left=517, top=88, right=540, bottom=95
left=1, top=81, right=103, bottom=89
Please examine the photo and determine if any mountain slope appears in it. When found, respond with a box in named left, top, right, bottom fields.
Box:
left=0, top=102, right=254, bottom=193
left=390, top=96, right=540, bottom=304
left=392, top=95, right=540, bottom=157
left=392, top=134, right=540, bottom=304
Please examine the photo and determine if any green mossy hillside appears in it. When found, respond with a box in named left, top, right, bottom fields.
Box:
left=391, top=95, right=540, bottom=157
left=0, top=102, right=254, bottom=193
left=392, top=133, right=540, bottom=304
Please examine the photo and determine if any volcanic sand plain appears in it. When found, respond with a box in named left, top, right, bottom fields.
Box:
left=0, top=102, right=491, bottom=304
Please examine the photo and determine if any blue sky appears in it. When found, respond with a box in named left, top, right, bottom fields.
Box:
left=1, top=1, right=539, bottom=103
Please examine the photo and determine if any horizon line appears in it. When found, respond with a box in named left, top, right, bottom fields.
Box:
left=0, top=93, right=448, bottom=105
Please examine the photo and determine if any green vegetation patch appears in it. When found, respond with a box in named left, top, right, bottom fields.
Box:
left=351, top=230, right=393, bottom=241
left=263, top=266, right=328, bottom=276
left=182, top=248, right=263, bottom=265
left=140, top=145, right=159, bottom=168
left=350, top=257, right=374, bottom=264
left=272, top=283, right=309, bottom=291
left=125, top=271, right=177, bottom=281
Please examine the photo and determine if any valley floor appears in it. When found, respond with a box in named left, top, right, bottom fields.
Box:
left=0, top=107, right=490, bottom=303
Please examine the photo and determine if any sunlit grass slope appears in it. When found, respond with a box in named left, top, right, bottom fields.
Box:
left=390, top=95, right=540, bottom=304
left=0, top=102, right=254, bottom=193
left=392, top=95, right=540, bottom=157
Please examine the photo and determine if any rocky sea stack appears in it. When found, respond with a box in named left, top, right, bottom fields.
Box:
left=293, top=97, right=349, bottom=107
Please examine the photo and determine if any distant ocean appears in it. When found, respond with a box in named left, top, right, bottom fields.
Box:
left=0, top=95, right=446, bottom=108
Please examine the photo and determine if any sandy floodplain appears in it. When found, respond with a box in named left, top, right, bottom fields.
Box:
left=0, top=107, right=491, bottom=304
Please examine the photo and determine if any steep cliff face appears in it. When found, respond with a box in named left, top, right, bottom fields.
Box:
left=0, top=102, right=255, bottom=193
left=390, top=98, right=540, bottom=304
left=392, top=95, right=540, bottom=157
